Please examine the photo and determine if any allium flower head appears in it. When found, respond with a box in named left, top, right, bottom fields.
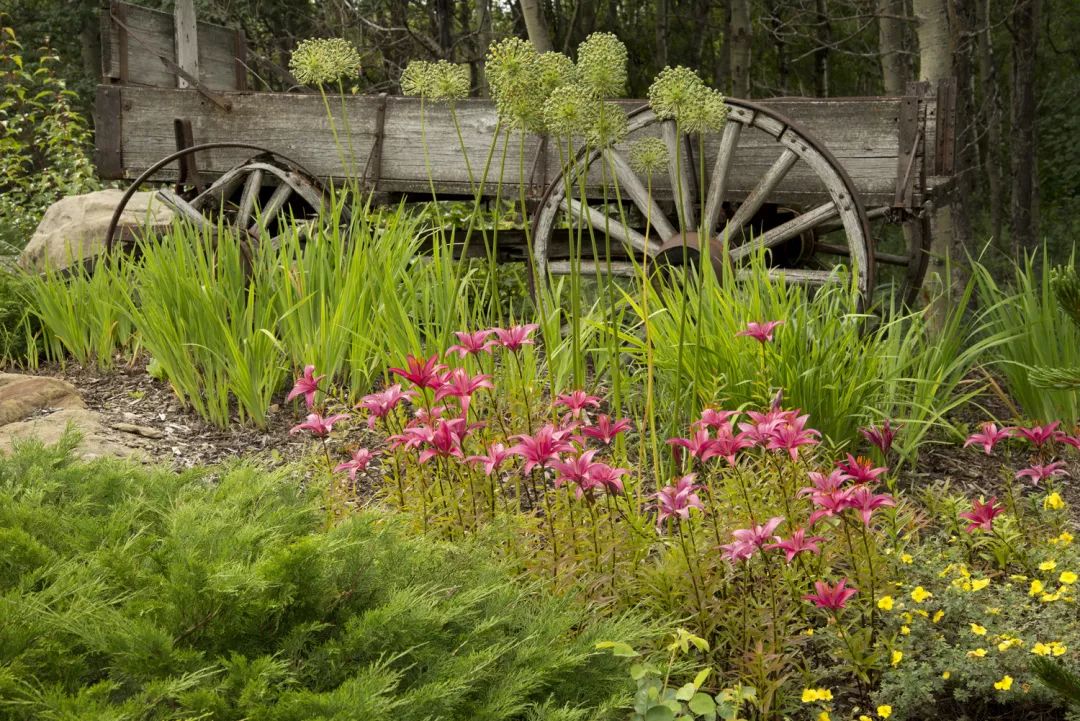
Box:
left=487, top=37, right=545, bottom=130
left=647, top=66, right=713, bottom=126
left=290, top=37, right=361, bottom=86
left=804, top=578, right=857, bottom=611
left=536, top=51, right=578, bottom=95
left=543, top=83, right=602, bottom=137
left=679, top=86, right=728, bottom=133
left=400, top=60, right=435, bottom=97
left=588, top=102, right=629, bottom=148
left=429, top=60, right=470, bottom=101
left=575, top=32, right=628, bottom=97
left=628, top=137, right=669, bottom=175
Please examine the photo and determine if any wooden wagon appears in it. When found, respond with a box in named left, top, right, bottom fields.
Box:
left=94, top=1, right=956, bottom=304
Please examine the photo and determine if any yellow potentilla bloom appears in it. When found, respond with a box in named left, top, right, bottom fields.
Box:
left=803, top=628, right=815, bottom=636
left=1052, top=641, right=1068, bottom=656
left=970, top=578, right=990, bottom=591
left=1040, top=560, right=1058, bottom=571
left=933, top=610, right=945, bottom=623
left=942, top=671, right=951, bottom=679
left=1032, top=642, right=1052, bottom=656
left=911, top=586, right=932, bottom=603
left=1059, top=531, right=1074, bottom=545
left=801, top=688, right=833, bottom=703
left=901, top=553, right=914, bottom=564
left=1060, top=571, right=1077, bottom=585
left=994, top=674, right=1013, bottom=691
left=901, top=612, right=913, bottom=624
left=818, top=712, right=831, bottom=721
left=877, top=595, right=895, bottom=611
left=891, top=649, right=903, bottom=666
left=1040, top=592, right=1062, bottom=603
left=901, top=625, right=911, bottom=635
left=877, top=705, right=893, bottom=719
left=968, top=648, right=987, bottom=658
left=1044, top=492, right=1065, bottom=510
left=860, top=716, right=873, bottom=721
left=915, top=609, right=929, bottom=618
left=970, top=623, right=987, bottom=636
left=1030, top=579, right=1045, bottom=596
left=998, top=637, right=1023, bottom=652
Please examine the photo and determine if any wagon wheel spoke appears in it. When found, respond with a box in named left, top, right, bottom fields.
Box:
left=729, top=201, right=838, bottom=261
left=249, top=182, right=294, bottom=236
left=719, top=148, right=799, bottom=245
left=662, top=120, right=696, bottom=232
left=560, top=197, right=652, bottom=254
left=235, top=168, right=264, bottom=230
left=701, top=120, right=743, bottom=242
left=548, top=259, right=638, bottom=277
left=189, top=166, right=249, bottom=213
left=739, top=267, right=846, bottom=287
left=155, top=189, right=210, bottom=229
left=603, top=148, right=676, bottom=243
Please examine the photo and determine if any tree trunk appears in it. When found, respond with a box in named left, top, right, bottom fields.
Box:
left=768, top=1, right=789, bottom=94
left=519, top=0, right=554, bottom=52
left=729, top=0, right=751, bottom=97
left=813, top=0, right=831, bottom=96
left=1009, top=0, right=1039, bottom=258
left=476, top=0, right=492, bottom=95
left=977, top=0, right=1004, bottom=245
left=655, top=0, right=669, bottom=70
left=876, top=0, right=910, bottom=94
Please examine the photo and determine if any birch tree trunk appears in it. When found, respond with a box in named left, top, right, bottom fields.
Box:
left=877, top=0, right=910, bottom=94
left=1009, top=0, right=1040, bottom=258
left=729, top=0, right=751, bottom=97
left=519, top=0, right=554, bottom=52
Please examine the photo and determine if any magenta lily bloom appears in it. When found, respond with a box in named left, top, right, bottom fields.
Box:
left=357, top=384, right=416, bottom=428
left=550, top=449, right=600, bottom=488
left=667, top=428, right=722, bottom=464
left=290, top=412, right=349, bottom=437
left=415, top=418, right=467, bottom=464
left=1015, top=461, right=1069, bottom=485
left=334, top=448, right=377, bottom=480
left=731, top=516, right=786, bottom=549
left=285, top=365, right=325, bottom=408
left=804, top=579, right=857, bottom=611
left=799, top=469, right=850, bottom=497
left=433, top=368, right=494, bottom=416
left=737, top=320, right=784, bottom=344
left=720, top=539, right=756, bottom=562
left=767, top=415, right=821, bottom=460
left=467, top=443, right=512, bottom=476
left=860, top=419, right=896, bottom=455
left=963, top=422, right=1015, bottom=455
left=581, top=415, right=633, bottom=445
left=509, top=424, right=576, bottom=473
left=389, top=354, right=447, bottom=390
left=490, top=323, right=539, bottom=351
left=959, top=497, right=1005, bottom=533
left=836, top=453, right=888, bottom=484
left=1055, top=431, right=1080, bottom=451
left=695, top=408, right=738, bottom=431
left=712, top=425, right=754, bottom=465
left=847, top=486, right=896, bottom=526
left=807, top=488, right=856, bottom=527
left=655, top=474, right=705, bottom=526
left=585, top=463, right=629, bottom=496
left=555, top=390, right=602, bottom=422
left=1016, top=421, right=1062, bottom=448
left=766, top=528, right=826, bottom=563
left=446, top=329, right=495, bottom=357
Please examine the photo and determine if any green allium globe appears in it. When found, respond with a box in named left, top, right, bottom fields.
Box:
left=429, top=60, right=471, bottom=101
left=400, top=60, right=435, bottom=97
left=576, top=32, right=628, bottom=98
left=487, top=37, right=545, bottom=130
left=680, top=86, right=728, bottom=133
left=648, top=65, right=709, bottom=124
left=542, top=83, right=602, bottom=138
left=290, top=37, right=361, bottom=87
left=628, top=137, right=669, bottom=175
left=537, top=51, right=579, bottom=97
left=588, top=102, right=629, bottom=148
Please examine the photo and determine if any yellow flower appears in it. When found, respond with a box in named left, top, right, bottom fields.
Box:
left=1030, top=579, right=1045, bottom=596
left=986, top=606, right=1001, bottom=615
left=998, top=636, right=1023, bottom=652
left=933, top=610, right=945, bottom=623
left=914, top=609, right=929, bottom=618
left=891, top=649, right=903, bottom=666
left=942, top=671, right=951, bottom=680
left=901, top=625, right=911, bottom=636
left=1040, top=560, right=1058, bottom=571
left=818, top=712, right=831, bottom=721
left=877, top=595, right=895, bottom=611
left=901, top=553, right=914, bottom=564
left=994, top=674, right=1013, bottom=691
left=1044, top=492, right=1065, bottom=510
left=803, top=628, right=815, bottom=636
left=1031, top=642, right=1052, bottom=656
left=1060, top=571, right=1077, bottom=585
left=901, top=612, right=913, bottom=624
left=970, top=578, right=990, bottom=591
left=968, top=648, right=987, bottom=658
left=1040, top=591, right=1062, bottom=603
left=860, top=717, right=873, bottom=721
left=911, top=586, right=932, bottom=603
left=970, top=623, right=987, bottom=636
left=1059, top=531, right=1074, bottom=545
left=877, top=705, right=893, bottom=719
left=1052, top=642, right=1068, bottom=656
left=801, top=688, right=833, bottom=703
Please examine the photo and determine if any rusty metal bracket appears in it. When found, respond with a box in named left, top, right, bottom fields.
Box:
left=934, top=78, right=956, bottom=175
left=527, top=135, right=549, bottom=202
left=893, top=95, right=921, bottom=209
left=360, top=93, right=388, bottom=192
left=172, top=118, right=205, bottom=195
left=108, top=7, right=233, bottom=111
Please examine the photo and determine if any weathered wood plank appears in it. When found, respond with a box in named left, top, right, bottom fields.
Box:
left=174, top=0, right=198, bottom=90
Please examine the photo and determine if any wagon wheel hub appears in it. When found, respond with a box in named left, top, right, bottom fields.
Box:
left=653, top=231, right=728, bottom=276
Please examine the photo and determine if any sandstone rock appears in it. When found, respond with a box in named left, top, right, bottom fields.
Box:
left=19, top=189, right=174, bottom=271
left=0, top=408, right=146, bottom=461
left=0, top=373, right=85, bottom=425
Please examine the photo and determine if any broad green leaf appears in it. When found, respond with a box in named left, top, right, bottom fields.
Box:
left=675, top=683, right=696, bottom=701
left=595, top=640, right=640, bottom=657
left=644, top=706, right=676, bottom=721
left=688, top=692, right=716, bottom=715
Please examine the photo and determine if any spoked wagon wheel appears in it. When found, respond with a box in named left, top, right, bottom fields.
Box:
left=105, top=142, right=339, bottom=253
left=532, top=99, right=878, bottom=304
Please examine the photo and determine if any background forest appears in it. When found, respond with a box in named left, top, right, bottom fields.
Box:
left=3, top=0, right=1077, bottom=269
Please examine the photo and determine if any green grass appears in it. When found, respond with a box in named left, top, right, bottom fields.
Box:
left=0, top=436, right=642, bottom=721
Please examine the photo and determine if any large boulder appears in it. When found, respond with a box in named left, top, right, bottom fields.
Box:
left=0, top=373, right=85, bottom=425
left=19, top=189, right=174, bottom=271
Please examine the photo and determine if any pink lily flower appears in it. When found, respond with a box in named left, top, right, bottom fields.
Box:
left=766, top=528, right=826, bottom=563
left=860, top=419, right=896, bottom=455
left=550, top=449, right=600, bottom=488
left=767, top=415, right=821, bottom=460
left=585, top=463, right=629, bottom=496
left=736, top=319, right=784, bottom=344
left=290, top=412, right=349, bottom=437
left=847, top=486, right=896, bottom=526
left=415, top=418, right=467, bottom=464
left=467, top=443, right=512, bottom=476
left=490, top=323, right=539, bottom=351
left=804, top=579, right=857, bottom=610
left=555, top=390, right=602, bottom=423
left=433, top=368, right=494, bottom=416
left=836, top=453, right=888, bottom=484
left=655, top=474, right=705, bottom=526
left=738, top=408, right=795, bottom=445
left=357, top=384, right=416, bottom=428
left=285, top=365, right=325, bottom=408
left=1015, top=461, right=1069, bottom=485
left=720, top=539, right=756, bottom=562
left=798, top=469, right=850, bottom=497
left=731, top=516, right=786, bottom=550
left=666, top=428, right=722, bottom=464
left=1016, top=421, right=1062, bottom=448
left=807, top=488, right=856, bottom=527
left=963, top=422, right=1015, bottom=455
left=509, top=424, right=576, bottom=473
left=712, top=425, right=754, bottom=465
left=694, top=408, right=738, bottom=431
left=581, top=414, right=633, bottom=445
left=389, top=354, right=447, bottom=390
left=446, top=329, right=495, bottom=357
left=959, top=497, right=1005, bottom=533
left=334, top=448, right=377, bottom=480
left=1055, top=431, right=1080, bottom=452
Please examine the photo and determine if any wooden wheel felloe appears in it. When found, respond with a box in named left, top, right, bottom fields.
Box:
left=105, top=143, right=338, bottom=253
left=532, top=99, right=876, bottom=302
